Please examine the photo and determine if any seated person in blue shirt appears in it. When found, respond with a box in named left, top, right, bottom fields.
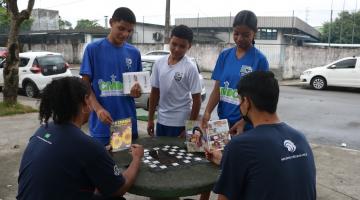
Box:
left=17, top=77, right=144, bottom=200
left=206, top=71, right=316, bottom=200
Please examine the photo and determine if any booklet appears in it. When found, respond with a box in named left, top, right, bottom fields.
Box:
left=185, top=120, right=207, bottom=152
left=207, top=119, right=231, bottom=151
left=110, top=118, right=132, bottom=152
left=123, top=71, right=151, bottom=94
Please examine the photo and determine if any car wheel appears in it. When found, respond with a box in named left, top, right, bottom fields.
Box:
left=311, top=76, right=327, bottom=90
left=24, top=82, right=39, bottom=98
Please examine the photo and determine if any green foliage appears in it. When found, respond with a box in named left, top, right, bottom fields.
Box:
left=75, top=19, right=104, bottom=30
left=0, top=7, right=33, bottom=33
left=321, top=11, right=360, bottom=43
left=0, top=102, right=37, bottom=116
left=59, top=17, right=72, bottom=29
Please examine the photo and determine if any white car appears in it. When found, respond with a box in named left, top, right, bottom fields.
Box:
left=0, top=51, right=73, bottom=97
left=300, top=56, right=360, bottom=90
left=136, top=55, right=207, bottom=110
left=144, top=50, right=170, bottom=56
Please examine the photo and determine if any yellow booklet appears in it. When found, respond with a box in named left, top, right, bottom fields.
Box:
left=110, top=118, right=132, bottom=152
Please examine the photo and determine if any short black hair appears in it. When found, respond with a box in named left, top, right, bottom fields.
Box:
left=233, top=10, right=258, bottom=32
left=112, top=7, right=136, bottom=24
left=237, top=71, right=279, bottom=113
left=39, top=77, right=90, bottom=125
left=171, top=25, right=193, bottom=43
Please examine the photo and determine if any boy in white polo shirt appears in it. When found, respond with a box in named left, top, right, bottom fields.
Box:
left=147, top=25, right=202, bottom=137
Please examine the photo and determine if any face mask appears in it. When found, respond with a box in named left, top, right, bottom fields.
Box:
left=240, top=100, right=252, bottom=124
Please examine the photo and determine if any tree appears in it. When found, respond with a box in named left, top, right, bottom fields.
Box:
left=321, top=11, right=360, bottom=44
left=75, top=19, right=104, bottom=30
left=0, top=7, right=33, bottom=33
left=59, top=17, right=72, bottom=30
left=3, top=0, right=35, bottom=105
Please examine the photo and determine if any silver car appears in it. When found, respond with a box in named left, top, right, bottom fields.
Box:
left=135, top=55, right=207, bottom=110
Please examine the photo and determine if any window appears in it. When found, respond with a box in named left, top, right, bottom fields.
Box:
left=142, top=61, right=154, bottom=73
left=333, top=59, right=356, bottom=69
left=19, top=58, right=30, bottom=67
left=256, top=29, right=278, bottom=40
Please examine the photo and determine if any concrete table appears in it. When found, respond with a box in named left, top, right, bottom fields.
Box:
left=112, top=137, right=220, bottom=199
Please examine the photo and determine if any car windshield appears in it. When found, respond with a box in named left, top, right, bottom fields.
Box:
left=37, top=55, right=65, bottom=65
left=142, top=61, right=154, bottom=72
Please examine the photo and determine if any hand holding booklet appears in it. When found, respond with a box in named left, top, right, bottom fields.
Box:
left=123, top=71, right=151, bottom=94
left=185, top=119, right=231, bottom=152
left=110, top=118, right=132, bottom=152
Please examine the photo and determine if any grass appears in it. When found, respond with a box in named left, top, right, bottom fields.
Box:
left=136, top=108, right=156, bottom=121
left=0, top=102, right=37, bottom=116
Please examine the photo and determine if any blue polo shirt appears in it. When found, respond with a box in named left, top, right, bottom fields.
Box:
left=211, top=47, right=269, bottom=125
left=17, top=122, right=125, bottom=199
left=80, top=38, right=142, bottom=140
left=213, top=123, right=316, bottom=200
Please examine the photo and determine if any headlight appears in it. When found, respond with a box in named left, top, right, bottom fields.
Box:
left=302, top=71, right=312, bottom=75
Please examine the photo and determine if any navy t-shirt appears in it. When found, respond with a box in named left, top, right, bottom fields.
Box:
left=213, top=123, right=316, bottom=200
left=17, top=122, right=125, bottom=200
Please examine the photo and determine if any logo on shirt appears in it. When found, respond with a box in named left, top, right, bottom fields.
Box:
left=240, top=65, right=253, bottom=76
left=174, top=72, right=183, bottom=81
left=114, top=165, right=121, bottom=176
left=219, top=81, right=239, bottom=105
left=98, top=74, right=124, bottom=97
left=284, top=140, right=296, bottom=153
left=36, top=132, right=52, bottom=145
left=126, top=58, right=132, bottom=70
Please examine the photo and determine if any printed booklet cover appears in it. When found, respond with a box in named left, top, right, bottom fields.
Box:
left=123, top=71, right=151, bottom=94
left=110, top=118, right=132, bottom=152
left=185, top=120, right=207, bottom=152
left=207, top=119, right=231, bottom=151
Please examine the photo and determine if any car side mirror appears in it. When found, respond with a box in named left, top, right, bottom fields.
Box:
left=328, top=65, right=336, bottom=69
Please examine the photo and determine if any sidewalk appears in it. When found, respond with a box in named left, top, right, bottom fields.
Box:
left=0, top=97, right=359, bottom=199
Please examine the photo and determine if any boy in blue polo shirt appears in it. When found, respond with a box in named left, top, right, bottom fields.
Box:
left=81, top=7, right=142, bottom=145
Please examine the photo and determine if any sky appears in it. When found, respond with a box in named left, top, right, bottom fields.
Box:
left=17, top=0, right=359, bottom=28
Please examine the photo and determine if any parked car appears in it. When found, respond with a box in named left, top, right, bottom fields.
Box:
left=0, top=51, right=73, bottom=97
left=0, top=47, right=8, bottom=57
left=135, top=55, right=207, bottom=110
left=300, top=56, right=360, bottom=90
left=144, top=50, right=170, bottom=56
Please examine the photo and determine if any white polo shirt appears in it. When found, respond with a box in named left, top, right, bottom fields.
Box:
left=150, top=55, right=202, bottom=126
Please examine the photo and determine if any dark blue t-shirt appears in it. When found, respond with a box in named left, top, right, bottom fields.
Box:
left=213, top=123, right=316, bottom=200
left=17, top=122, right=125, bottom=200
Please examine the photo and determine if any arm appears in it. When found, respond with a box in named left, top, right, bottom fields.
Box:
left=82, top=75, right=113, bottom=124
left=147, top=87, right=160, bottom=136
left=189, top=93, right=201, bottom=120
left=112, top=144, right=144, bottom=196
left=201, top=81, right=220, bottom=129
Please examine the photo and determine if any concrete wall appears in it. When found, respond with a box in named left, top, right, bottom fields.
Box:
left=31, top=9, right=59, bottom=31
left=283, top=45, right=360, bottom=79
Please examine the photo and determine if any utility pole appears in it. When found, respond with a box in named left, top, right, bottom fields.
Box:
left=104, top=16, right=108, bottom=28
left=328, top=0, right=333, bottom=46
left=164, top=0, right=171, bottom=50
left=352, top=0, right=358, bottom=44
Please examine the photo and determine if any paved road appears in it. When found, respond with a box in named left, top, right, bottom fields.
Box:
left=202, top=79, right=360, bottom=150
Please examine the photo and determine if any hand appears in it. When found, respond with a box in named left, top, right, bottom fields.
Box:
left=229, top=119, right=246, bottom=136
left=130, top=83, right=141, bottom=98
left=147, top=120, right=155, bottom=137
left=178, top=130, right=186, bottom=138
left=129, top=144, right=144, bottom=160
left=205, top=147, right=222, bottom=166
left=201, top=112, right=211, bottom=130
left=96, top=108, right=113, bottom=125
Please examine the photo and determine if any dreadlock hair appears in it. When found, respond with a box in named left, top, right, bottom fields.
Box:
left=39, top=76, right=90, bottom=125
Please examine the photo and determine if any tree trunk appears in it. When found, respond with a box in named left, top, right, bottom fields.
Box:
left=3, top=0, right=35, bottom=105
left=3, top=21, right=20, bottom=105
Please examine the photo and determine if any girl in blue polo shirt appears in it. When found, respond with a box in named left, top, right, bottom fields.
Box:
left=202, top=10, right=269, bottom=133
